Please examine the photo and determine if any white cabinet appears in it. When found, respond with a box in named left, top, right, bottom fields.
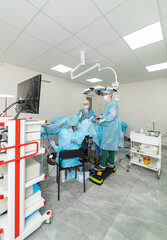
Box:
left=0, top=118, right=52, bottom=240
left=129, top=131, right=161, bottom=179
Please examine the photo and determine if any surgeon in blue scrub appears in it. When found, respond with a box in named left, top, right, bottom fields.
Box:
left=76, top=100, right=95, bottom=122
left=93, top=89, right=121, bottom=172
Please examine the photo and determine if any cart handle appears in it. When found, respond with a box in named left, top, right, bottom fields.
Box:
left=0, top=142, right=39, bottom=165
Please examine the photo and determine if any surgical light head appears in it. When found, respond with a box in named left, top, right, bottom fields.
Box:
left=112, top=81, right=119, bottom=91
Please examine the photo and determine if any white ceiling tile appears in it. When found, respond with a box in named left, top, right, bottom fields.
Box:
left=0, top=21, right=21, bottom=44
left=46, top=68, right=72, bottom=80
left=4, top=46, right=37, bottom=62
left=56, top=36, right=82, bottom=52
left=159, top=0, right=167, bottom=18
left=117, top=71, right=135, bottom=83
left=134, top=41, right=166, bottom=60
left=112, top=52, right=138, bottom=66
left=25, top=63, right=47, bottom=73
left=76, top=18, right=119, bottom=48
left=42, top=48, right=71, bottom=63
left=92, top=0, right=127, bottom=14
left=97, top=38, right=130, bottom=59
left=87, top=55, right=111, bottom=66
left=1, top=55, right=29, bottom=67
left=26, top=56, right=57, bottom=69
left=0, top=0, right=38, bottom=30
left=26, top=0, right=48, bottom=9
left=140, top=54, right=167, bottom=66
left=13, top=33, right=51, bottom=55
left=25, top=13, right=71, bottom=46
left=120, top=61, right=148, bottom=76
left=150, top=69, right=167, bottom=78
left=42, top=0, right=101, bottom=33
left=61, top=58, right=81, bottom=68
left=163, top=18, right=167, bottom=39
left=0, top=0, right=165, bottom=84
left=106, top=0, right=159, bottom=36
left=0, top=41, right=9, bottom=55
left=87, top=71, right=105, bottom=80
left=68, top=44, right=99, bottom=59
left=132, top=75, right=153, bottom=82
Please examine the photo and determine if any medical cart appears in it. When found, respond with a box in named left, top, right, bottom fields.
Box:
left=128, top=131, right=161, bottom=179
left=0, top=117, right=52, bottom=240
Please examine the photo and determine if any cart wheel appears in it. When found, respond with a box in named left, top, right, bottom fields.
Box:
left=46, top=214, right=53, bottom=224
left=127, top=169, right=129, bottom=172
left=157, top=174, right=160, bottom=179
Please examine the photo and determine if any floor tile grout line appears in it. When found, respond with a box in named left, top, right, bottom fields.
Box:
left=102, top=170, right=142, bottom=240
left=78, top=196, right=114, bottom=225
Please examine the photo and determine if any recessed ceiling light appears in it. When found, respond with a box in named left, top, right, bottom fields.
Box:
left=123, top=22, right=163, bottom=50
left=50, top=64, right=73, bottom=73
left=86, top=78, right=103, bottom=83
left=146, top=62, right=167, bottom=72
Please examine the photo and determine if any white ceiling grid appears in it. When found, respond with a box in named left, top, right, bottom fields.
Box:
left=0, top=0, right=166, bottom=86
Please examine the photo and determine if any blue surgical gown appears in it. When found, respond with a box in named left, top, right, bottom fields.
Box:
left=76, top=109, right=95, bottom=122
left=100, top=100, right=121, bottom=151
left=57, top=128, right=85, bottom=168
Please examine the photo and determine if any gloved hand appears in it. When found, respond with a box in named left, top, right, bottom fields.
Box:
left=99, top=119, right=105, bottom=124
left=79, top=111, right=84, bottom=118
left=95, top=115, right=100, bottom=120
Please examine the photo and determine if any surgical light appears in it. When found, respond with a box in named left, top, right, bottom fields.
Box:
left=123, top=22, right=163, bottom=50
left=86, top=78, right=103, bottom=83
left=146, top=62, right=167, bottom=72
left=51, top=64, right=73, bottom=73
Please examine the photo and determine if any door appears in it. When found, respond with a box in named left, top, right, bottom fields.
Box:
left=86, top=97, right=92, bottom=109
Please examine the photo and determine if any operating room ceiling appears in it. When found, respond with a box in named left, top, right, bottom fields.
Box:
left=0, top=0, right=167, bottom=86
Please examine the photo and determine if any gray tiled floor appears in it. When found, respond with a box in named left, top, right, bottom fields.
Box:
left=26, top=146, right=167, bottom=240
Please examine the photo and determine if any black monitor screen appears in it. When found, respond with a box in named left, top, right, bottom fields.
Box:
left=16, top=74, right=41, bottom=114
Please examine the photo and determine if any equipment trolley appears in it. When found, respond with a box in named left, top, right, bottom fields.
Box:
left=128, top=131, right=161, bottom=179
left=0, top=117, right=52, bottom=240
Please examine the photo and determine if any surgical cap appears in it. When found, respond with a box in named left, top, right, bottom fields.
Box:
left=104, top=89, right=113, bottom=95
left=67, top=115, right=78, bottom=126
left=84, top=100, right=90, bottom=104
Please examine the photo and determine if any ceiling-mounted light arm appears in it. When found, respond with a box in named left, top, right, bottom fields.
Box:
left=70, top=62, right=83, bottom=79
left=71, top=51, right=101, bottom=79
left=71, top=63, right=100, bottom=79
left=99, top=66, right=119, bottom=90
left=71, top=51, right=86, bottom=79
left=71, top=52, right=119, bottom=90
left=100, top=66, right=117, bottom=83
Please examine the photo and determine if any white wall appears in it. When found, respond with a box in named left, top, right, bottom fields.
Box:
left=0, top=63, right=166, bottom=145
left=118, top=78, right=167, bottom=145
left=0, top=63, right=87, bottom=121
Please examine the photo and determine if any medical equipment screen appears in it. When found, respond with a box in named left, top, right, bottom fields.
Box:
left=16, top=74, right=41, bottom=114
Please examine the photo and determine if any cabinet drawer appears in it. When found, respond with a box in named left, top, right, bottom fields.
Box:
left=130, top=132, right=160, bottom=146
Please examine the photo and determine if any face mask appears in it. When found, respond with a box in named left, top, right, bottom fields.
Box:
left=104, top=95, right=108, bottom=101
left=84, top=105, right=89, bottom=109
